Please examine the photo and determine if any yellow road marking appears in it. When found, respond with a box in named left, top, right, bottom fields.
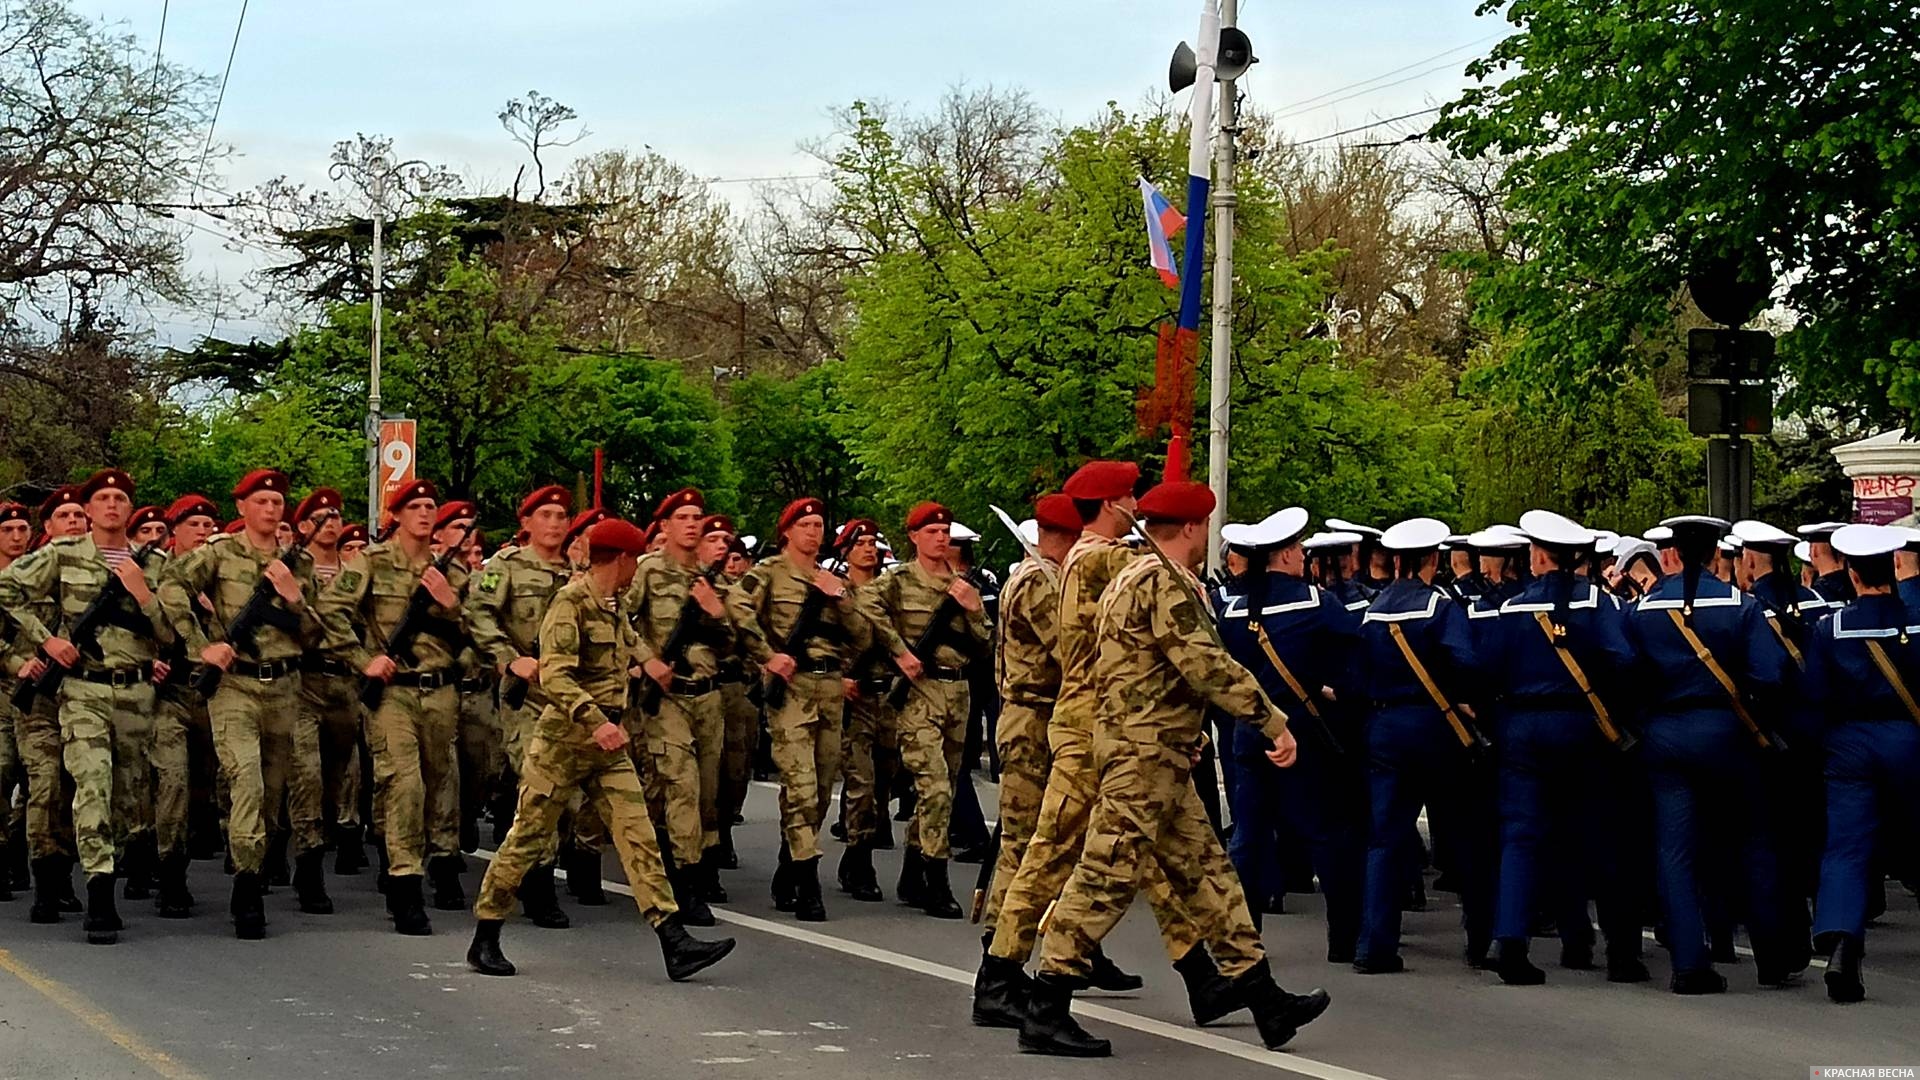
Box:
left=0, top=947, right=205, bottom=1080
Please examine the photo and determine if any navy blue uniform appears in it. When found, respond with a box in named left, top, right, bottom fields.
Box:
left=1354, top=579, right=1491, bottom=967
left=1623, top=573, right=1792, bottom=978
left=1813, top=568, right=1856, bottom=605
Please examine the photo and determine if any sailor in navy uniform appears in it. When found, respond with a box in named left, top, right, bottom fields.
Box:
left=1897, top=526, right=1920, bottom=616
left=1352, top=518, right=1492, bottom=973
left=1611, top=536, right=1662, bottom=602
left=1798, top=522, right=1856, bottom=604
left=1214, top=509, right=1365, bottom=958
left=1623, top=516, right=1795, bottom=993
left=1481, top=510, right=1645, bottom=985
left=1328, top=519, right=1387, bottom=591
left=1803, top=524, right=1920, bottom=1004
left=1306, top=530, right=1374, bottom=613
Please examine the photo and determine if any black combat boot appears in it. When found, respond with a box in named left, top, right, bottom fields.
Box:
left=83, top=873, right=121, bottom=945
left=264, top=832, right=290, bottom=889
left=1231, top=959, right=1331, bottom=1050
left=387, top=874, right=432, bottom=936
left=871, top=807, right=895, bottom=850
left=837, top=844, right=883, bottom=902
left=698, top=853, right=729, bottom=904
left=6, top=816, right=26, bottom=891
left=1087, top=945, right=1144, bottom=992
left=293, top=848, right=334, bottom=914
left=714, top=825, right=738, bottom=870
left=231, top=871, right=265, bottom=940
left=919, top=856, right=963, bottom=919
left=1, top=847, right=16, bottom=902
left=972, top=952, right=1033, bottom=1028
left=374, top=838, right=391, bottom=894
left=656, top=915, right=736, bottom=981
left=489, top=788, right=515, bottom=846
left=1017, top=973, right=1110, bottom=1057
left=772, top=841, right=796, bottom=912
left=156, top=852, right=193, bottom=919
left=1670, top=967, right=1728, bottom=995
left=28, top=856, right=64, bottom=923
left=792, top=857, right=826, bottom=922
left=1496, top=937, right=1546, bottom=985
left=1606, top=944, right=1650, bottom=983
left=1174, top=945, right=1244, bottom=1025
left=467, top=918, right=515, bottom=976
left=120, top=834, right=153, bottom=901
left=518, top=864, right=571, bottom=929
left=429, top=855, right=466, bottom=911
left=55, top=855, right=82, bottom=912
left=1465, top=931, right=1496, bottom=971
left=333, top=823, right=365, bottom=876
left=1824, top=934, right=1865, bottom=1004
left=671, top=858, right=715, bottom=927
left=568, top=847, right=607, bottom=905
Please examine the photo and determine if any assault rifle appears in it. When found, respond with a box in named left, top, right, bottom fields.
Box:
left=192, top=512, right=335, bottom=696
left=634, top=556, right=729, bottom=713
left=883, top=567, right=987, bottom=710
left=357, top=521, right=476, bottom=710
left=13, top=542, right=163, bottom=711
left=760, top=582, right=833, bottom=712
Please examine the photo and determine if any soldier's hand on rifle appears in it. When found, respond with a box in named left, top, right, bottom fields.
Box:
left=18, top=656, right=47, bottom=681
left=263, top=560, right=303, bottom=605
left=151, top=660, right=170, bottom=685
left=422, top=566, right=458, bottom=609
left=948, top=578, right=981, bottom=612
left=1321, top=685, right=1338, bottom=701
left=1265, top=727, right=1299, bottom=769
left=843, top=678, right=859, bottom=701
left=691, top=577, right=726, bottom=618
left=643, top=657, right=675, bottom=689
left=201, top=643, right=236, bottom=671
left=592, top=720, right=629, bottom=752
left=42, top=637, right=80, bottom=667
left=113, top=558, right=154, bottom=606
left=364, top=655, right=398, bottom=682
left=507, top=655, right=539, bottom=682
left=893, top=650, right=924, bottom=681
left=765, top=653, right=798, bottom=681
left=811, top=569, right=846, bottom=599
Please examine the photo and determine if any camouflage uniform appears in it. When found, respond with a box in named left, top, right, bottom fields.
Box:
left=314, top=543, right=468, bottom=879
left=1037, top=555, right=1284, bottom=980
left=728, top=556, right=871, bottom=863
left=0, top=537, right=173, bottom=876
left=301, top=557, right=362, bottom=838
left=453, top=652, right=499, bottom=848
left=715, top=573, right=760, bottom=837
left=624, top=552, right=732, bottom=865
left=3, top=565, right=76, bottom=865
left=151, top=673, right=207, bottom=859
left=858, top=561, right=990, bottom=860
left=990, top=533, right=1205, bottom=965
left=839, top=575, right=898, bottom=848
left=473, top=574, right=677, bottom=925
left=159, top=533, right=325, bottom=871
left=982, top=555, right=1060, bottom=930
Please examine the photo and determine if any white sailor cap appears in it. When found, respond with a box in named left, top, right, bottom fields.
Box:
left=1660, top=514, right=1733, bottom=534
left=1832, top=523, right=1904, bottom=559
left=1381, top=517, right=1450, bottom=552
left=1611, top=534, right=1645, bottom=559
left=1017, top=519, right=1038, bottom=547
left=1303, top=530, right=1363, bottom=552
left=1443, top=533, right=1470, bottom=549
left=1593, top=529, right=1621, bottom=553
left=1325, top=518, right=1383, bottom=539
left=950, top=522, right=981, bottom=542
left=1220, top=523, right=1260, bottom=548
left=741, top=534, right=759, bottom=551
left=1717, top=537, right=1742, bottom=554
left=1793, top=540, right=1812, bottom=563
left=1732, top=520, right=1795, bottom=548
left=1797, top=521, right=1848, bottom=538
left=1467, top=527, right=1528, bottom=550
left=1244, top=507, right=1311, bottom=548
left=1615, top=539, right=1658, bottom=569
left=1518, top=509, right=1594, bottom=548
left=1645, top=525, right=1675, bottom=546
left=1897, top=525, right=1920, bottom=553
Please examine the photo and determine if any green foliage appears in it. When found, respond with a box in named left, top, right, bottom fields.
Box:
left=725, top=366, right=872, bottom=537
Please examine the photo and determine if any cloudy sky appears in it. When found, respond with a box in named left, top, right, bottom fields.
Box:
left=77, top=0, right=1507, bottom=341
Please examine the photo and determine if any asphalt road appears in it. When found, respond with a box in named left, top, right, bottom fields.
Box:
left=2, top=779, right=1916, bottom=1080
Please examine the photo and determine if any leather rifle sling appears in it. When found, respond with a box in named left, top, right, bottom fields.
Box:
left=1663, top=609, right=1777, bottom=750
left=1765, top=614, right=1806, bottom=670
left=1863, top=639, right=1920, bottom=727
left=1252, top=623, right=1322, bottom=720
left=1384, top=622, right=1478, bottom=750
left=1531, top=611, right=1629, bottom=747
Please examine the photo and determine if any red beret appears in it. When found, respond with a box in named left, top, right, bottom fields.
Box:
left=385, top=478, right=438, bottom=516
left=1062, top=460, right=1139, bottom=502
left=165, top=494, right=218, bottom=526
left=585, top=518, right=647, bottom=556
left=292, top=487, right=344, bottom=524
left=905, top=502, right=953, bottom=533
left=339, top=523, right=369, bottom=547
left=1034, top=493, right=1083, bottom=534
left=833, top=517, right=879, bottom=551
left=565, top=507, right=610, bottom=546
left=1136, top=481, right=1215, bottom=524
left=701, top=514, right=736, bottom=537
left=232, top=469, right=290, bottom=501
left=777, top=497, right=826, bottom=535
left=223, top=518, right=246, bottom=534
left=517, top=484, right=573, bottom=519
left=128, top=506, right=166, bottom=533
left=653, top=487, right=705, bottom=523
left=0, top=501, right=28, bottom=525
left=37, top=486, right=81, bottom=521
left=433, top=500, right=478, bottom=532
left=78, top=468, right=134, bottom=502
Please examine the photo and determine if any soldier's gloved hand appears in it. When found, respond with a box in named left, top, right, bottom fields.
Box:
left=948, top=578, right=981, bottom=612
left=643, top=657, right=675, bottom=689
left=691, top=577, right=726, bottom=618
left=893, top=650, right=924, bottom=681
left=201, top=642, right=236, bottom=671
left=364, top=655, right=398, bottom=682
left=42, top=637, right=80, bottom=667
left=263, top=560, right=303, bottom=605
left=506, top=655, right=539, bottom=682
left=592, top=719, right=629, bottom=752
left=422, top=566, right=459, bottom=609
left=811, top=569, right=846, bottom=599
left=1264, top=728, right=1299, bottom=769
left=765, top=653, right=798, bottom=681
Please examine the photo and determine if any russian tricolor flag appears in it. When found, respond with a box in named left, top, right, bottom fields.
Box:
left=1139, top=177, right=1186, bottom=289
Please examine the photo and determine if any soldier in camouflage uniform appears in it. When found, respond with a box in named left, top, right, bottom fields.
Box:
left=728, top=497, right=874, bottom=922
left=1020, top=480, right=1329, bottom=1058
left=314, top=479, right=470, bottom=935
left=160, top=470, right=332, bottom=938
left=830, top=518, right=895, bottom=901
left=150, top=493, right=224, bottom=910
left=711, top=527, right=759, bottom=871
left=292, top=489, right=367, bottom=876
left=0, top=469, right=175, bottom=945
left=0, top=501, right=31, bottom=900
left=430, top=501, right=493, bottom=856
left=625, top=489, right=733, bottom=926
left=465, top=517, right=735, bottom=983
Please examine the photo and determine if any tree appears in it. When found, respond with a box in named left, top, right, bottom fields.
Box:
left=726, top=366, right=873, bottom=536
left=1432, top=0, right=1920, bottom=425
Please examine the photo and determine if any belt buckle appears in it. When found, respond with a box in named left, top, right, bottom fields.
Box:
left=257, top=663, right=275, bottom=683
left=110, top=669, right=136, bottom=690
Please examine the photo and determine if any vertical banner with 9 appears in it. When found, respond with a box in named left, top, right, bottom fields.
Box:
left=378, top=418, right=416, bottom=518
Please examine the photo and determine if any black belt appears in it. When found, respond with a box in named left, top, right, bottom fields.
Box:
left=229, top=658, right=298, bottom=682
left=671, top=674, right=718, bottom=696
left=715, top=661, right=746, bottom=684
left=388, top=669, right=454, bottom=690
left=78, top=663, right=155, bottom=689
left=924, top=664, right=966, bottom=682
left=855, top=676, right=891, bottom=695
left=458, top=675, right=494, bottom=693
left=301, top=656, right=352, bottom=677
left=798, top=657, right=843, bottom=675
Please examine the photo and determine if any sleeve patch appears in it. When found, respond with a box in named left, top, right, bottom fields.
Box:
left=336, top=570, right=362, bottom=593
left=1169, top=595, right=1203, bottom=636
left=478, top=571, right=503, bottom=593
left=550, top=621, right=579, bottom=654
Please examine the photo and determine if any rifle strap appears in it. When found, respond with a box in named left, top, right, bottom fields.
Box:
left=1384, top=622, right=1476, bottom=750
left=1862, top=639, right=1920, bottom=727
left=1251, top=624, right=1322, bottom=721
left=1764, top=614, right=1806, bottom=670
left=1663, top=609, right=1772, bottom=749
left=1531, top=612, right=1627, bottom=746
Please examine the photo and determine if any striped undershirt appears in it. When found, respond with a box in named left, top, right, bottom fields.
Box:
left=99, top=545, right=133, bottom=569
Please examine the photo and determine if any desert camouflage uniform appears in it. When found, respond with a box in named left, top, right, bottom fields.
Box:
left=839, top=575, right=898, bottom=848
left=715, top=572, right=760, bottom=834
left=981, top=554, right=1060, bottom=930
left=1037, top=555, right=1285, bottom=980
left=2, top=559, right=75, bottom=864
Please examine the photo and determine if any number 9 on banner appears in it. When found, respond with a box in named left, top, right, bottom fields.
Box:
left=376, top=417, right=417, bottom=507
left=382, top=438, right=413, bottom=484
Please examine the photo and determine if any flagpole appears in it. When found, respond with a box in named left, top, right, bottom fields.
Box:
left=1205, top=0, right=1237, bottom=575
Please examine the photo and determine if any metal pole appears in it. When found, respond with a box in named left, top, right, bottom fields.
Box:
left=1205, top=0, right=1236, bottom=575
left=367, top=160, right=386, bottom=523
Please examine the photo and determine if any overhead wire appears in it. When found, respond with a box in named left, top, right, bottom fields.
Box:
left=191, top=0, right=249, bottom=200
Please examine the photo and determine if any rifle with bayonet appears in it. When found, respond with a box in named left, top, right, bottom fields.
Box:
left=192, top=511, right=336, bottom=696
left=883, top=566, right=987, bottom=710
left=634, top=556, right=730, bottom=713
left=357, top=520, right=477, bottom=710
left=13, top=542, right=164, bottom=711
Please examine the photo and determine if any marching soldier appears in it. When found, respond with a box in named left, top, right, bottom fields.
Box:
left=625, top=488, right=733, bottom=925
left=832, top=517, right=897, bottom=901
left=856, top=502, right=989, bottom=920
left=0, top=501, right=31, bottom=899
left=314, top=479, right=471, bottom=935
left=340, top=523, right=369, bottom=560
left=465, top=484, right=575, bottom=926
left=465, top=517, right=736, bottom=982
left=1020, top=480, right=1329, bottom=1058
left=151, top=493, right=222, bottom=896
left=159, top=470, right=332, bottom=938
left=291, top=489, right=365, bottom=874
left=433, top=501, right=495, bottom=857
left=129, top=506, right=169, bottom=548
left=0, top=469, right=175, bottom=945
left=705, top=517, right=759, bottom=872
